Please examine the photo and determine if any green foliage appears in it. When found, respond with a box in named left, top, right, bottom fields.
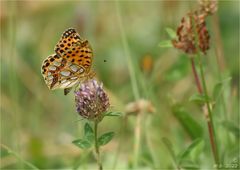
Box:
left=177, top=138, right=204, bottom=163
left=162, top=138, right=177, bottom=163
left=172, top=105, right=203, bottom=139
left=222, top=121, right=240, bottom=138
left=72, top=123, right=94, bottom=149
left=165, top=54, right=189, bottom=81
left=162, top=138, right=204, bottom=169
left=158, top=40, right=173, bottom=48
left=165, top=27, right=177, bottom=39
left=212, top=77, right=232, bottom=101
left=84, top=123, right=94, bottom=142
left=72, top=139, right=92, bottom=149
left=189, top=93, right=211, bottom=104
left=104, top=111, right=122, bottom=117
left=98, top=132, right=115, bottom=146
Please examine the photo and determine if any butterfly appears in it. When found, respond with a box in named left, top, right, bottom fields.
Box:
left=41, top=28, right=94, bottom=95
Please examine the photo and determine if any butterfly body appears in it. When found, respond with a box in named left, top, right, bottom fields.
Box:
left=41, top=28, right=93, bottom=93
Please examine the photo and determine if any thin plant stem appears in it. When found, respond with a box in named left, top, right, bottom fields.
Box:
left=0, top=144, right=39, bottom=170
left=190, top=14, right=220, bottom=166
left=112, top=116, right=127, bottom=170
left=133, top=114, right=142, bottom=167
left=195, top=52, right=220, bottom=165
left=190, top=57, right=203, bottom=94
left=94, top=121, right=102, bottom=170
left=115, top=0, right=140, bottom=100
left=115, top=1, right=141, bottom=168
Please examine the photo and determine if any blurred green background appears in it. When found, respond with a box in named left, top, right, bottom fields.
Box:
left=1, top=0, right=239, bottom=169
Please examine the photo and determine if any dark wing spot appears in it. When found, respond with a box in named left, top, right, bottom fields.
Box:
left=63, top=40, right=67, bottom=43
left=72, top=48, right=75, bottom=50
left=60, top=50, right=64, bottom=53
left=72, top=59, right=75, bottom=62
left=54, top=55, right=59, bottom=59
left=46, top=62, right=50, bottom=66
left=81, top=50, right=84, bottom=52
left=67, top=43, right=71, bottom=46
left=86, top=60, right=90, bottom=64
left=68, top=51, right=72, bottom=54
left=78, top=59, right=82, bottom=62
left=67, top=55, right=70, bottom=58
left=65, top=47, right=68, bottom=50
left=72, top=54, right=75, bottom=56
left=84, top=56, right=90, bottom=59
left=80, top=55, right=84, bottom=58
left=50, top=58, right=55, bottom=62
left=50, top=76, right=58, bottom=89
left=60, top=44, right=64, bottom=47
left=76, top=50, right=79, bottom=53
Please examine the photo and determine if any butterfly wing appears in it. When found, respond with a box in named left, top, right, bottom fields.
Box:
left=41, top=28, right=94, bottom=91
left=41, top=54, right=85, bottom=90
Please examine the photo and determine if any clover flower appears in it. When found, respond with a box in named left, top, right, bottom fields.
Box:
left=199, top=0, right=218, bottom=16
left=172, top=11, right=210, bottom=55
left=75, top=79, right=110, bottom=122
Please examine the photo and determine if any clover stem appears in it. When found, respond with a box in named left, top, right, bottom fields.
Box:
left=195, top=52, right=219, bottom=165
left=94, top=121, right=102, bottom=170
left=190, top=14, right=220, bottom=166
left=190, top=57, right=203, bottom=94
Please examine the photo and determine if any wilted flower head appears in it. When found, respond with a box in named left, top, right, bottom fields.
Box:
left=172, top=11, right=210, bottom=55
left=199, top=0, right=218, bottom=16
left=125, top=99, right=156, bottom=116
left=75, top=79, right=110, bottom=122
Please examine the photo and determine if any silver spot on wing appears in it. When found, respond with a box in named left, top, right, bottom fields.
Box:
left=79, top=68, right=84, bottom=73
left=71, top=76, right=78, bottom=80
left=49, top=65, right=57, bottom=71
left=53, top=61, right=61, bottom=67
left=60, top=70, right=71, bottom=77
left=70, top=64, right=80, bottom=72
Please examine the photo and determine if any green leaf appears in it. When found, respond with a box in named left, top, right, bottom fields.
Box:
left=165, top=54, right=189, bottom=81
left=98, top=132, right=114, bottom=146
left=222, top=121, right=240, bottom=138
left=158, top=40, right=173, bottom=48
left=84, top=123, right=93, bottom=135
left=84, top=123, right=94, bottom=142
left=162, top=137, right=177, bottom=163
left=72, top=139, right=92, bottom=149
left=104, top=111, right=122, bottom=117
left=172, top=105, right=203, bottom=140
left=177, top=138, right=204, bottom=163
left=165, top=27, right=177, bottom=39
left=213, top=77, right=232, bottom=101
left=189, top=93, right=210, bottom=104
left=179, top=160, right=200, bottom=170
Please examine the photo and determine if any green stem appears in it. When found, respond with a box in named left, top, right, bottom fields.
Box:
left=133, top=114, right=142, bottom=167
left=115, top=0, right=140, bottom=100
left=190, top=13, right=220, bottom=166
left=0, top=144, right=39, bottom=170
left=94, top=121, right=103, bottom=170
left=190, top=57, right=203, bottom=94
left=116, top=1, right=141, bottom=168
left=195, top=52, right=220, bottom=165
